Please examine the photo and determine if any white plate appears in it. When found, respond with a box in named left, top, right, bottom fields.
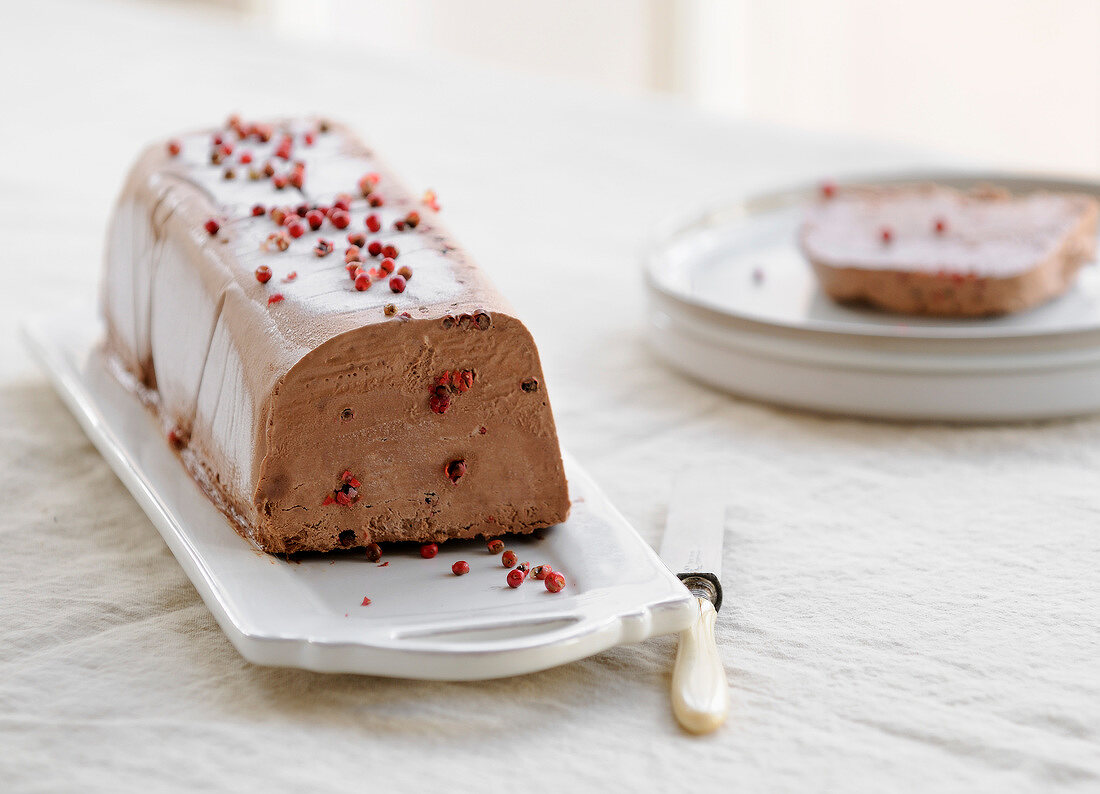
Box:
left=21, top=309, right=695, bottom=681
left=645, top=172, right=1100, bottom=421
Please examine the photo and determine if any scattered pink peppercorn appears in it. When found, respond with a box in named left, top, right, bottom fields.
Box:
left=167, top=428, right=185, bottom=449
left=251, top=203, right=266, bottom=217
left=346, top=263, right=361, bottom=279
left=286, top=220, right=305, bottom=239
left=367, top=240, right=383, bottom=257
left=389, top=275, right=407, bottom=293
left=289, top=170, right=305, bottom=189
left=333, top=196, right=351, bottom=212
left=421, top=543, right=439, bottom=559
left=405, top=211, right=420, bottom=228
left=545, top=572, right=566, bottom=593
left=239, top=151, right=253, bottom=165
left=331, top=210, right=351, bottom=229
left=272, top=174, right=289, bottom=190
left=306, top=210, right=325, bottom=230
left=392, top=220, right=406, bottom=232
left=382, top=243, right=399, bottom=259
left=507, top=569, right=526, bottom=588
left=384, top=303, right=397, bottom=317
left=167, top=140, right=181, bottom=157
left=881, top=226, right=894, bottom=244
left=212, top=133, right=223, bottom=146
left=501, top=550, right=518, bottom=568
left=220, top=142, right=234, bottom=156
left=452, top=560, right=470, bottom=576
left=314, top=239, right=334, bottom=257
left=397, top=265, right=413, bottom=280
left=379, top=257, right=396, bottom=276
left=821, top=181, right=837, bottom=199
left=204, top=218, right=220, bottom=235
left=347, top=232, right=366, bottom=247
left=487, top=539, right=504, bottom=554
left=369, top=194, right=384, bottom=208
left=255, top=265, right=272, bottom=283
left=365, top=543, right=383, bottom=562
left=446, top=458, right=466, bottom=484
left=263, top=161, right=276, bottom=177
left=366, top=214, right=382, bottom=233
left=354, top=272, right=371, bottom=291
left=267, top=293, right=284, bottom=305
left=516, top=562, right=530, bottom=574
left=270, top=206, right=288, bottom=225
left=361, top=596, right=372, bottom=606
left=532, top=564, right=552, bottom=580
left=429, top=392, right=451, bottom=414
left=934, top=218, right=947, bottom=234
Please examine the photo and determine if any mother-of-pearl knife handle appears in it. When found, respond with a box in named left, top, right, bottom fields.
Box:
left=671, top=596, right=729, bottom=734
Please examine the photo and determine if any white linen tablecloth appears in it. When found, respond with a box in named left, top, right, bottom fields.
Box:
left=2, top=2, right=1097, bottom=791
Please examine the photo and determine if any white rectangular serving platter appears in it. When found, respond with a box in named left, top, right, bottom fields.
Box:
left=21, top=309, right=695, bottom=680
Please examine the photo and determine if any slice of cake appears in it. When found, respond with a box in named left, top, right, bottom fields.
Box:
left=799, top=183, right=1099, bottom=316
left=101, top=116, right=569, bottom=554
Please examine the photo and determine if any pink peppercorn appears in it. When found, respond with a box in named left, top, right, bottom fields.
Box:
left=255, top=265, right=272, bottom=283
left=347, top=232, right=366, bottom=247
left=452, top=560, right=470, bottom=576
left=881, top=226, right=894, bottom=244
left=367, top=241, right=383, bottom=257
left=167, top=140, right=181, bottom=157
left=532, top=564, right=552, bottom=580
left=379, top=257, right=395, bottom=275
left=934, top=218, right=947, bottom=234
left=545, top=572, right=566, bottom=593
left=502, top=550, right=518, bottom=568
left=331, top=210, right=351, bottom=229
left=366, top=214, right=382, bottom=233
left=382, top=243, right=399, bottom=259
left=267, top=293, right=284, bottom=305
left=421, top=543, right=439, bottom=559
left=204, top=218, right=220, bottom=235
left=286, top=220, right=305, bottom=239
left=354, top=273, right=371, bottom=291
left=389, top=275, right=407, bottom=293
left=507, top=569, right=526, bottom=588
left=397, top=265, right=412, bottom=280
left=306, top=210, right=325, bottom=230
left=251, top=204, right=266, bottom=217
left=365, top=543, right=383, bottom=562
left=487, top=539, right=504, bottom=554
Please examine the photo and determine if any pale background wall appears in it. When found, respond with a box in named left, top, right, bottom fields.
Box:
left=222, top=0, right=1100, bottom=174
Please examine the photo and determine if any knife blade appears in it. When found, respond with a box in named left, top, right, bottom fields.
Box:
left=659, top=467, right=729, bottom=734
left=658, top=468, right=725, bottom=610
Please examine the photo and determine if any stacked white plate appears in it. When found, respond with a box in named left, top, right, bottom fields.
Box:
left=645, top=173, right=1100, bottom=421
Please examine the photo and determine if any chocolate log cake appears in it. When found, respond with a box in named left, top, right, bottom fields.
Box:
left=101, top=117, right=569, bottom=553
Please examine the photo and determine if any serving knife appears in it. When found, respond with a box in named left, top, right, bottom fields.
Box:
left=658, top=469, right=729, bottom=734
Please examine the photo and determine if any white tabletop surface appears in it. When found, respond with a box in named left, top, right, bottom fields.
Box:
left=2, top=1, right=1098, bottom=791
